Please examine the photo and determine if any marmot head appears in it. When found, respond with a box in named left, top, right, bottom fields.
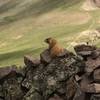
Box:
left=44, top=37, right=57, bottom=46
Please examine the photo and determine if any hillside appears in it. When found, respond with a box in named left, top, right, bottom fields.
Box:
left=0, top=0, right=100, bottom=66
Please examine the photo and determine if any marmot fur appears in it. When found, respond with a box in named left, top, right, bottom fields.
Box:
left=44, top=37, right=64, bottom=57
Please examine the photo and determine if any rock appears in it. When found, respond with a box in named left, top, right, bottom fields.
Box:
left=47, top=77, right=57, bottom=86
left=79, top=74, right=93, bottom=92
left=66, top=77, right=77, bottom=100
left=24, top=55, right=40, bottom=67
left=93, top=68, right=100, bottom=82
left=40, top=49, right=52, bottom=64
left=73, top=88, right=86, bottom=100
left=81, top=83, right=100, bottom=93
left=75, top=75, right=82, bottom=82
left=48, top=94, right=63, bottom=100
left=0, top=65, right=20, bottom=81
left=85, top=57, right=100, bottom=73
left=23, top=87, right=42, bottom=100
left=90, top=94, right=100, bottom=100
left=0, top=99, right=4, bottom=100
left=0, top=85, right=4, bottom=99
left=21, top=63, right=44, bottom=91
left=27, top=53, right=79, bottom=100
left=2, top=41, right=100, bottom=100
left=2, top=75, right=24, bottom=100
left=77, top=51, right=92, bottom=56
left=91, top=49, right=100, bottom=59
left=74, top=44, right=96, bottom=59
left=74, top=45, right=96, bottom=52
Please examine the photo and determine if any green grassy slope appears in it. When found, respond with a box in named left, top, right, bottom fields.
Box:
left=0, top=0, right=100, bottom=66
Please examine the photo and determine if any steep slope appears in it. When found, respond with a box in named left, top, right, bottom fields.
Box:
left=0, top=0, right=81, bottom=24
left=0, top=0, right=100, bottom=66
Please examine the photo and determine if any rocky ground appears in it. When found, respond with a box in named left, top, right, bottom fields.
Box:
left=0, top=44, right=100, bottom=100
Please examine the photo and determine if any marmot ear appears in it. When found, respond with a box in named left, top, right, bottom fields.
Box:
left=49, top=38, right=52, bottom=44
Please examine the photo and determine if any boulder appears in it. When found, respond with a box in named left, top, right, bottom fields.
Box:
left=40, top=49, right=52, bottom=64
left=0, top=65, right=20, bottom=81
left=74, top=44, right=96, bottom=59
left=48, top=94, right=63, bottom=100
left=2, top=74, right=24, bottom=100
left=93, top=68, right=100, bottom=82
left=85, top=57, right=100, bottom=73
left=73, top=88, right=86, bottom=100
left=90, top=94, right=100, bottom=100
left=81, top=83, right=100, bottom=93
left=24, top=55, right=40, bottom=67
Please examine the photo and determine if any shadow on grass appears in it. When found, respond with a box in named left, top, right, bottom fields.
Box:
left=0, top=0, right=81, bottom=25
left=0, top=0, right=21, bottom=14
left=16, top=0, right=81, bottom=18
left=0, top=47, right=43, bottom=62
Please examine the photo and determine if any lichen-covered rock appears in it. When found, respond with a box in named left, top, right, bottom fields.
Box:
left=93, top=68, right=100, bottom=82
left=0, top=65, right=18, bottom=80
left=22, top=50, right=82, bottom=100
left=21, top=64, right=44, bottom=90
left=73, top=88, right=86, bottom=100
left=1, top=43, right=100, bottom=100
left=2, top=73, right=24, bottom=100
left=23, top=86, right=42, bottom=100
left=74, top=44, right=96, bottom=60
left=24, top=55, right=40, bottom=67
left=0, top=85, right=4, bottom=99
left=48, top=94, right=63, bottom=100
left=90, top=94, right=100, bottom=100
left=40, top=49, right=52, bottom=64
left=85, top=57, right=100, bottom=73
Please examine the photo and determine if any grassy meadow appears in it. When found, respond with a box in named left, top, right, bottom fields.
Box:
left=0, top=0, right=100, bottom=66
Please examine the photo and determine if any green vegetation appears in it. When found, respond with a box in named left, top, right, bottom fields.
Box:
left=0, top=0, right=100, bottom=66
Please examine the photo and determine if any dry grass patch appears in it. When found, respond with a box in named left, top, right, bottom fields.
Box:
left=36, top=11, right=91, bottom=26
left=12, top=35, right=23, bottom=40
left=82, top=0, right=98, bottom=11
left=0, top=42, right=7, bottom=48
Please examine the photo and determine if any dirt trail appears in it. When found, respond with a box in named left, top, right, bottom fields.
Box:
left=82, top=0, right=98, bottom=11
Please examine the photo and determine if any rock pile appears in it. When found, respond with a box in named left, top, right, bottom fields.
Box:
left=0, top=44, right=100, bottom=100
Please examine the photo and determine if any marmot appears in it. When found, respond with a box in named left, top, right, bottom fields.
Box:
left=44, top=37, right=64, bottom=57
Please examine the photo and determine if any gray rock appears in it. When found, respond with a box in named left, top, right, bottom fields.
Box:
left=48, top=94, right=63, bottom=100
left=85, top=57, right=100, bottom=73
left=74, top=45, right=96, bottom=53
left=91, top=49, right=100, bottom=59
left=73, top=88, right=86, bottom=100
left=93, top=68, right=100, bottom=82
left=40, top=49, right=52, bottom=64
left=24, top=55, right=40, bottom=67
left=0, top=85, right=4, bottom=99
left=0, top=66, right=18, bottom=80
left=74, top=44, right=96, bottom=59
left=23, top=87, right=42, bottom=100
left=90, top=94, right=100, bottom=100
left=3, top=75, right=24, bottom=100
